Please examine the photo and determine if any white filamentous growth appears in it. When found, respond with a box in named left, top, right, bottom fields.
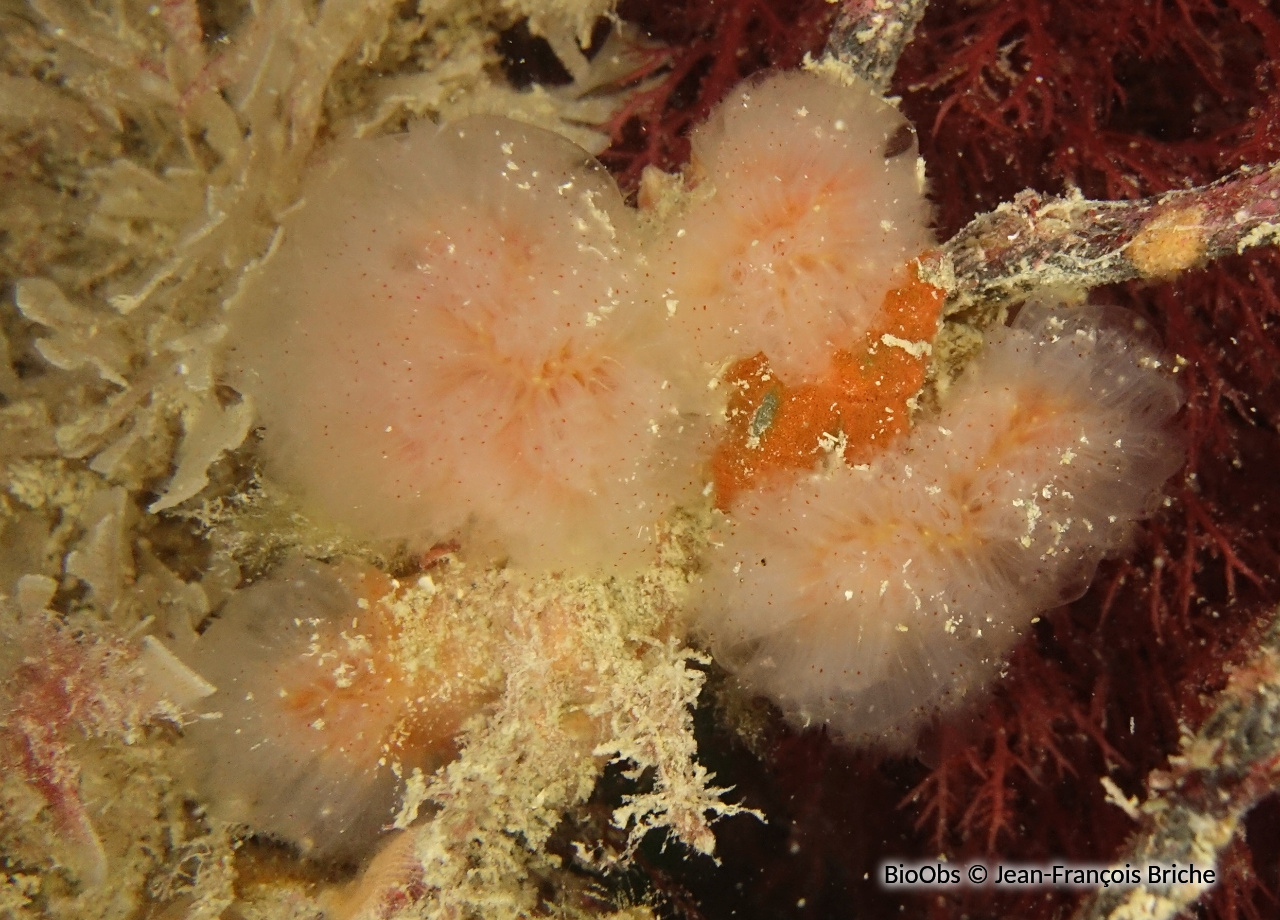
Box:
left=695, top=303, right=1184, bottom=746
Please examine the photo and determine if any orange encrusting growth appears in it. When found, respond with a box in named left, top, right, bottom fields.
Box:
left=711, top=262, right=943, bottom=508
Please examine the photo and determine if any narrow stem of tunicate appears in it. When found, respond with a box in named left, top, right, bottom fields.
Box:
left=824, top=0, right=930, bottom=94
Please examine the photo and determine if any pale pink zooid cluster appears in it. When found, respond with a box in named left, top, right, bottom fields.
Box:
left=228, top=117, right=701, bottom=572
left=227, top=71, right=932, bottom=574
left=655, top=70, right=933, bottom=382
left=222, top=70, right=1183, bottom=769
left=697, top=304, right=1183, bottom=746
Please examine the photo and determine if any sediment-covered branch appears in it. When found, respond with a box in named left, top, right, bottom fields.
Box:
left=824, top=0, right=929, bottom=93
left=1072, top=607, right=1280, bottom=920
left=920, top=160, right=1280, bottom=319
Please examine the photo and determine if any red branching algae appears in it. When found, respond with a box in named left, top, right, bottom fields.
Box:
left=895, top=0, right=1280, bottom=228
left=889, top=0, right=1280, bottom=912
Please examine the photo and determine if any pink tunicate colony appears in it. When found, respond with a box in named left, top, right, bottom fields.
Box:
left=204, top=72, right=1187, bottom=859
left=182, top=558, right=493, bottom=859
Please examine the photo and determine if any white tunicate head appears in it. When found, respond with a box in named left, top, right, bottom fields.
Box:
left=179, top=559, right=433, bottom=859
left=655, top=70, right=935, bottom=383
left=227, top=117, right=708, bottom=572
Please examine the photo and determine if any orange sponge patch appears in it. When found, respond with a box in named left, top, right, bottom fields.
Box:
left=832, top=266, right=943, bottom=462
left=711, top=265, right=943, bottom=507
left=712, top=353, right=834, bottom=507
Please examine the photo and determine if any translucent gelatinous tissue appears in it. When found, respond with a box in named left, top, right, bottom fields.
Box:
left=182, top=558, right=492, bottom=859
left=653, top=70, right=935, bottom=382
left=227, top=117, right=703, bottom=573
left=696, top=303, right=1184, bottom=746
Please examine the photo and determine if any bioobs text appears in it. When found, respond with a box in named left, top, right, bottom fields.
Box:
left=882, top=863, right=962, bottom=886
left=881, top=862, right=1218, bottom=889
